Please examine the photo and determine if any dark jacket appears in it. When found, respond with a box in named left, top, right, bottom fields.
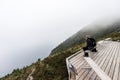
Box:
left=86, top=37, right=96, bottom=48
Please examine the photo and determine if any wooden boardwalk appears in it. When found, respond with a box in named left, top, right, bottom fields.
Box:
left=66, top=40, right=120, bottom=80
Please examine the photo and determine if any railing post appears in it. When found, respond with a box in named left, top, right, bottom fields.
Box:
left=66, top=58, right=71, bottom=80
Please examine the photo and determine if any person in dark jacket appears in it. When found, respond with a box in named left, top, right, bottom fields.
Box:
left=83, top=35, right=97, bottom=57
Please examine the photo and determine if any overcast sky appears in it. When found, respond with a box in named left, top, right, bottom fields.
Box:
left=0, top=0, right=120, bottom=77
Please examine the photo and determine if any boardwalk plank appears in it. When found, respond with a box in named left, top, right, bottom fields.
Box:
left=77, top=44, right=109, bottom=80
left=89, top=43, right=114, bottom=80
left=84, top=57, right=111, bottom=80
left=108, top=43, right=119, bottom=80
left=96, top=42, right=118, bottom=80
left=66, top=41, right=120, bottom=80
left=83, top=47, right=108, bottom=80
left=113, top=43, right=120, bottom=80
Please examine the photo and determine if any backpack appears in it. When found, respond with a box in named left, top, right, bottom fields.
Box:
left=87, top=38, right=96, bottom=47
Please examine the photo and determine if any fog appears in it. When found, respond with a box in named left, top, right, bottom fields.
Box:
left=0, top=0, right=120, bottom=77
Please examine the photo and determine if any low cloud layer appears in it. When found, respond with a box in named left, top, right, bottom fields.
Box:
left=0, top=0, right=120, bottom=77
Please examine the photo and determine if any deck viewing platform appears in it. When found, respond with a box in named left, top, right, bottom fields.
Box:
left=66, top=40, right=120, bottom=80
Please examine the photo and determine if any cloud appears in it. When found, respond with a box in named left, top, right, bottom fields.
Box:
left=0, top=0, right=120, bottom=77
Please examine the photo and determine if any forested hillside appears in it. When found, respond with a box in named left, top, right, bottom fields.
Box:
left=51, top=19, right=120, bottom=55
left=1, top=19, right=120, bottom=80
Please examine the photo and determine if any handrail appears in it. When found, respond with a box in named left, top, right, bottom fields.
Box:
left=66, top=40, right=111, bottom=80
left=66, top=50, right=82, bottom=80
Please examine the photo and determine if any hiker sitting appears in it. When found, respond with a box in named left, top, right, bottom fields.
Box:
left=83, top=35, right=97, bottom=57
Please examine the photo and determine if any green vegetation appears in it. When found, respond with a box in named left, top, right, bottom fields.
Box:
left=98, top=31, right=120, bottom=41
left=0, top=65, right=32, bottom=80
left=1, top=31, right=120, bottom=80
left=51, top=21, right=120, bottom=55
left=1, top=20, right=120, bottom=80
left=0, top=45, right=81, bottom=80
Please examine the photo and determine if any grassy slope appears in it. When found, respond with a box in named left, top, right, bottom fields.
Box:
left=51, top=21, right=120, bottom=55
left=0, top=31, right=120, bottom=80
left=0, top=44, right=81, bottom=80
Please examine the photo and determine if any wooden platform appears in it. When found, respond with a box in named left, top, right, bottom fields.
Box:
left=66, top=40, right=120, bottom=80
